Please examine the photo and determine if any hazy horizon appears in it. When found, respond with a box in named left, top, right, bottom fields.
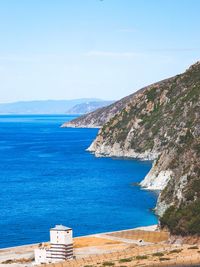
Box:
left=0, top=98, right=113, bottom=105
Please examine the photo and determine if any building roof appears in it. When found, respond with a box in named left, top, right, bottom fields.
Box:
left=50, top=225, right=72, bottom=231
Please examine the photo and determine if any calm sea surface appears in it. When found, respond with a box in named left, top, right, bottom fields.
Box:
left=0, top=115, right=157, bottom=248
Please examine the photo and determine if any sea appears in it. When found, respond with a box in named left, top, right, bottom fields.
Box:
left=0, top=115, right=158, bottom=248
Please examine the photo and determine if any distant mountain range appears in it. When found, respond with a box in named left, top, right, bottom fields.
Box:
left=0, top=99, right=114, bottom=114
left=67, top=100, right=114, bottom=114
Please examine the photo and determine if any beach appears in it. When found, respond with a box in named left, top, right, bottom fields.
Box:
left=1, top=224, right=200, bottom=267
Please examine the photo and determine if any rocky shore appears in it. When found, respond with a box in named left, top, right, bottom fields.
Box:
left=63, top=61, right=200, bottom=235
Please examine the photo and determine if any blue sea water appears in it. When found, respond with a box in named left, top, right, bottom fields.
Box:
left=0, top=115, right=158, bottom=248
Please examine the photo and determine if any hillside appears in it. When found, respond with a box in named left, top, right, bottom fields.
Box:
left=61, top=88, right=146, bottom=128
left=66, top=100, right=114, bottom=115
left=0, top=99, right=110, bottom=114
left=70, top=62, right=200, bottom=235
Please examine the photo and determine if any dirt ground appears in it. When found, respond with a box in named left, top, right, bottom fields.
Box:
left=74, top=236, right=122, bottom=248
left=1, top=226, right=200, bottom=267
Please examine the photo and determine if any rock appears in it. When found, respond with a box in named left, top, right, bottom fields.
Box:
left=65, top=61, right=200, bottom=235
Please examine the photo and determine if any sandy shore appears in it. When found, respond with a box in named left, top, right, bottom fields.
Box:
left=0, top=225, right=158, bottom=266
left=1, top=224, right=199, bottom=267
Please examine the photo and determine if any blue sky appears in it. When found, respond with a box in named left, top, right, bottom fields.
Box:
left=0, top=0, right=200, bottom=103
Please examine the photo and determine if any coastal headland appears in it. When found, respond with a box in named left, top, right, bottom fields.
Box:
left=62, top=61, right=200, bottom=236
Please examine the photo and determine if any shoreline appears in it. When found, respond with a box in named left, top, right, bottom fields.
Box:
left=0, top=224, right=158, bottom=252
left=2, top=224, right=200, bottom=267
left=0, top=224, right=163, bottom=267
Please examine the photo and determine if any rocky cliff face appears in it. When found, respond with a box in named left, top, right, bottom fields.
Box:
left=61, top=88, right=146, bottom=128
left=87, top=62, right=200, bottom=235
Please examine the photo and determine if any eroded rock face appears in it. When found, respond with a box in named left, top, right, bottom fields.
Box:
left=62, top=61, right=200, bottom=234
left=85, top=62, right=200, bottom=233
left=61, top=93, right=139, bottom=128
left=61, top=86, right=157, bottom=128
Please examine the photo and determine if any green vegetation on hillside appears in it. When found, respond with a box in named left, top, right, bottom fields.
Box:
left=75, top=61, right=200, bottom=236
left=102, top=63, right=200, bottom=235
left=160, top=200, right=200, bottom=235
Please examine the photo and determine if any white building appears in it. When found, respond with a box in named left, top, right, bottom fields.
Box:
left=35, top=225, right=73, bottom=264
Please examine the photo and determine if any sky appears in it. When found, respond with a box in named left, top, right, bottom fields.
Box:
left=0, top=0, right=200, bottom=103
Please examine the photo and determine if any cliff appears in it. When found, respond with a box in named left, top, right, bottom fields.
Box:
left=61, top=89, right=145, bottom=128
left=86, top=62, right=200, bottom=235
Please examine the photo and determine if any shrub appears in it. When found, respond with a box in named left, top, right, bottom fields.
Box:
left=119, top=257, right=133, bottom=262
left=152, top=252, right=164, bottom=257
left=136, top=255, right=148, bottom=260
left=188, top=246, right=199, bottom=249
left=160, top=199, right=200, bottom=235
left=169, top=249, right=182, bottom=253
left=102, top=262, right=115, bottom=266
left=146, top=87, right=157, bottom=102
left=159, top=257, right=170, bottom=261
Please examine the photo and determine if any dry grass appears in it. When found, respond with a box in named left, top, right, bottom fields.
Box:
left=108, top=230, right=169, bottom=243
left=1, top=257, right=33, bottom=264
left=47, top=243, right=200, bottom=267
left=2, top=228, right=200, bottom=267
left=74, top=236, right=121, bottom=248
